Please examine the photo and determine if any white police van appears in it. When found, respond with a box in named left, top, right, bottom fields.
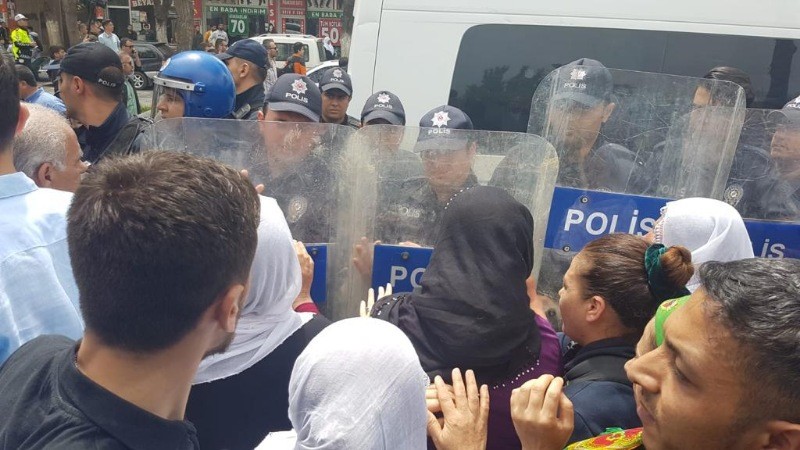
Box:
left=347, top=0, right=800, bottom=130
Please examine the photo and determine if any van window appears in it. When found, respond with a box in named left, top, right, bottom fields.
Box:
left=449, top=24, right=800, bottom=132
left=317, top=42, right=329, bottom=61
left=276, top=43, right=310, bottom=63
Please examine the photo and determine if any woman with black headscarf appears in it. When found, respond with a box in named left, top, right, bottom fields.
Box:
left=371, top=186, right=563, bottom=450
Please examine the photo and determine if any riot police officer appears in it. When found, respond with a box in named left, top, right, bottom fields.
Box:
left=255, top=74, right=336, bottom=243
left=543, top=58, right=641, bottom=192
left=378, top=105, right=479, bottom=246
left=154, top=51, right=236, bottom=119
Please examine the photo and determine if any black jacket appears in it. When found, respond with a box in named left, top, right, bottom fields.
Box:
left=82, top=102, right=150, bottom=164
left=560, top=334, right=641, bottom=445
left=232, top=84, right=266, bottom=120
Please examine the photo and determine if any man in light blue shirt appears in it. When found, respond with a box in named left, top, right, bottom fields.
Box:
left=15, top=64, right=66, bottom=115
left=1, top=52, right=82, bottom=363
left=98, top=19, right=121, bottom=52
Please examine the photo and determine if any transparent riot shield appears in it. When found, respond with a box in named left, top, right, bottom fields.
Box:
left=142, top=118, right=358, bottom=310
left=723, top=109, right=800, bottom=259
left=528, top=67, right=745, bottom=313
left=333, top=125, right=559, bottom=320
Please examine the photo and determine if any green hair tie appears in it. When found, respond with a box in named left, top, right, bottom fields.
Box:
left=644, top=244, right=691, bottom=304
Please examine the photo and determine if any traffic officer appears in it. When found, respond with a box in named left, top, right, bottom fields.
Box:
left=10, top=14, right=37, bottom=68
left=217, top=39, right=268, bottom=120
left=378, top=105, right=479, bottom=246
left=154, top=51, right=236, bottom=119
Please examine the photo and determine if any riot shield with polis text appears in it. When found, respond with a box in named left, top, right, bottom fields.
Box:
left=332, top=124, right=559, bottom=320
left=528, top=67, right=745, bottom=307
left=142, top=117, right=358, bottom=309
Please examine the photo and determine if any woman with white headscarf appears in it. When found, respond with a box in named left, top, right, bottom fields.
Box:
left=257, top=318, right=430, bottom=450
left=647, top=197, right=754, bottom=291
left=185, top=196, right=330, bottom=450
left=322, top=36, right=335, bottom=60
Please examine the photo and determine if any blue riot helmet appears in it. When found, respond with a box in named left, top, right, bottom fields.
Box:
left=153, top=51, right=235, bottom=119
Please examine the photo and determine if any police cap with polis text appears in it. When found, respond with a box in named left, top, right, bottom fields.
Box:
left=769, top=95, right=800, bottom=126
left=415, top=105, right=474, bottom=153
left=553, top=58, right=613, bottom=108
left=361, top=91, right=405, bottom=126
left=59, top=42, right=124, bottom=88
left=320, top=67, right=353, bottom=97
left=266, top=74, right=322, bottom=122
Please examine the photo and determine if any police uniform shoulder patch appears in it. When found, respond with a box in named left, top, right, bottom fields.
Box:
left=287, top=196, right=309, bottom=223
left=724, top=184, right=744, bottom=207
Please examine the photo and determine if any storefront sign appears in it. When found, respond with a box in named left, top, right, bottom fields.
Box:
left=130, top=0, right=154, bottom=7
left=207, top=5, right=265, bottom=14
left=228, top=13, right=249, bottom=35
left=319, top=18, right=342, bottom=46
left=307, top=0, right=341, bottom=19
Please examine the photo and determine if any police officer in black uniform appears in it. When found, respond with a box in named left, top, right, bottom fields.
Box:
left=361, top=90, right=424, bottom=197
left=319, top=67, right=360, bottom=129
left=544, top=58, right=641, bottom=193
left=764, top=97, right=800, bottom=219
left=254, top=74, right=334, bottom=242
left=59, top=43, right=148, bottom=164
left=378, top=105, right=479, bottom=246
left=217, top=39, right=268, bottom=120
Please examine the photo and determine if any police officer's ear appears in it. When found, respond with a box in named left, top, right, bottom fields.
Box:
left=601, top=102, right=616, bottom=124
left=234, top=59, right=250, bottom=80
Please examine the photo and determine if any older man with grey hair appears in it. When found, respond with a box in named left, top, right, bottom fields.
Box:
left=13, top=103, right=88, bottom=192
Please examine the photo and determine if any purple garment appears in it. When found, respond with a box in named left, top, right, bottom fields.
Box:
left=487, top=315, right=564, bottom=450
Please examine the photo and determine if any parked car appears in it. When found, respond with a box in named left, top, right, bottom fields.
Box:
left=33, top=56, right=52, bottom=82
left=249, top=34, right=330, bottom=70
left=130, top=41, right=175, bottom=90
left=306, top=60, right=340, bottom=85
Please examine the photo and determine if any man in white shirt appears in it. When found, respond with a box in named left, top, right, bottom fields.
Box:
left=98, top=19, right=121, bottom=52
left=209, top=23, right=229, bottom=46
left=0, top=52, right=82, bottom=363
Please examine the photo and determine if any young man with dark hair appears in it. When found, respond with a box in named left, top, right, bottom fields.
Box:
left=59, top=42, right=149, bottom=163
left=98, top=19, right=121, bottom=52
left=284, top=42, right=306, bottom=75
left=0, top=150, right=261, bottom=449
left=0, top=50, right=82, bottom=364
left=45, top=45, right=66, bottom=91
left=627, top=258, right=800, bottom=450
left=319, top=67, right=359, bottom=128
left=16, top=63, right=66, bottom=115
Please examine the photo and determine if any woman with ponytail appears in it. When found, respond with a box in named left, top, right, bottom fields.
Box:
left=557, top=233, right=693, bottom=445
